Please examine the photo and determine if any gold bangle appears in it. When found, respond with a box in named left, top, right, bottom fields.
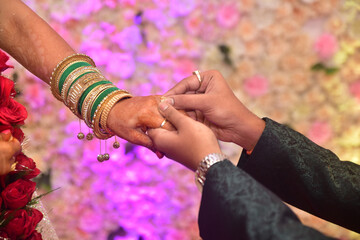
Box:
left=81, top=84, right=109, bottom=123
left=81, top=84, right=105, bottom=120
left=84, top=84, right=115, bottom=128
left=100, top=92, right=132, bottom=135
left=51, top=59, right=89, bottom=101
left=65, top=72, right=105, bottom=113
left=61, top=66, right=101, bottom=103
left=50, top=54, right=95, bottom=100
left=67, top=76, right=106, bottom=118
left=92, top=90, right=128, bottom=139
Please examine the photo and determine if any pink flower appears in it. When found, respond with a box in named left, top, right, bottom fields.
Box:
left=172, top=59, right=197, bottom=81
left=314, top=33, right=338, bottom=59
left=216, top=3, right=241, bottom=28
left=184, top=14, right=203, bottom=36
left=308, top=121, right=333, bottom=145
left=79, top=208, right=103, bottom=232
left=349, top=80, right=360, bottom=101
left=24, top=84, right=46, bottom=109
left=243, top=75, right=269, bottom=97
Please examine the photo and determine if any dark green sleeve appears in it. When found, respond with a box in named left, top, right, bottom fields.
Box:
left=237, top=118, right=360, bottom=233
left=199, top=160, right=335, bottom=240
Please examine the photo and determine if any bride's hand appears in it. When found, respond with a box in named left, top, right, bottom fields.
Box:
left=107, top=95, right=174, bottom=154
left=0, top=130, right=21, bottom=175
left=147, top=102, right=222, bottom=171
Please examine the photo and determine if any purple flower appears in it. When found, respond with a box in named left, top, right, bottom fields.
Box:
left=112, top=25, right=142, bottom=51
left=169, top=0, right=196, bottom=17
left=144, top=9, right=175, bottom=29
left=106, top=52, right=136, bottom=79
left=137, top=42, right=162, bottom=65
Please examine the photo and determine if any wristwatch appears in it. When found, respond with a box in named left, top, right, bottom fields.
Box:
left=195, top=153, right=228, bottom=191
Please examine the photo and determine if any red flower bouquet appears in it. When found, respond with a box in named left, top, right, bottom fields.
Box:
left=0, top=50, right=43, bottom=240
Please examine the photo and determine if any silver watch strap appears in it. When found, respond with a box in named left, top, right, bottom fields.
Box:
left=195, top=153, right=228, bottom=190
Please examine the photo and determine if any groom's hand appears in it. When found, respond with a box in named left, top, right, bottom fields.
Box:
left=164, top=70, right=265, bottom=151
left=107, top=95, right=174, bottom=152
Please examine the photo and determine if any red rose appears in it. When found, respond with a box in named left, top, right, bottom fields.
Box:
left=0, top=50, right=13, bottom=73
left=25, top=230, right=43, bottom=240
left=0, top=75, right=16, bottom=106
left=3, top=208, right=43, bottom=239
left=1, top=179, right=36, bottom=209
left=0, top=231, right=9, bottom=238
left=0, top=97, right=28, bottom=126
left=0, top=124, right=12, bottom=133
left=12, top=126, right=25, bottom=142
left=15, top=153, right=40, bottom=180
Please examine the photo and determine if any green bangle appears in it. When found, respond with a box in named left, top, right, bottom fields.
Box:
left=90, top=87, right=119, bottom=121
left=58, top=61, right=92, bottom=93
left=78, top=80, right=112, bottom=115
left=65, top=71, right=97, bottom=98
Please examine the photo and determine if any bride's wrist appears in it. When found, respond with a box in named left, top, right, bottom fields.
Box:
left=106, top=98, right=131, bottom=133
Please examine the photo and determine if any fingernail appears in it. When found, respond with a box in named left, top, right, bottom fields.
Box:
left=165, top=97, right=174, bottom=105
left=159, top=102, right=169, bottom=112
left=1, top=130, right=11, bottom=134
left=160, top=97, right=174, bottom=105
left=155, top=151, right=164, bottom=159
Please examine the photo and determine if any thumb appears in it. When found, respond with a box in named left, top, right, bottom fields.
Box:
left=158, top=102, right=188, bottom=130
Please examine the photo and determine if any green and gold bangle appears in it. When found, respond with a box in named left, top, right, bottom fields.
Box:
left=78, top=80, right=112, bottom=115
left=58, top=61, right=92, bottom=94
left=50, top=53, right=95, bottom=101
left=90, top=87, right=119, bottom=122
left=99, top=91, right=132, bottom=135
left=92, top=90, right=132, bottom=139
left=67, top=77, right=109, bottom=118
left=83, top=84, right=115, bottom=127
left=65, top=72, right=105, bottom=107
left=61, top=69, right=99, bottom=104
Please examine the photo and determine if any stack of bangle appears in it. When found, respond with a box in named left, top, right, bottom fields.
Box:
left=49, top=53, right=132, bottom=141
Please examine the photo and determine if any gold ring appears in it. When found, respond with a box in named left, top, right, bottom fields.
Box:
left=192, top=70, right=202, bottom=83
left=160, top=119, right=167, bottom=128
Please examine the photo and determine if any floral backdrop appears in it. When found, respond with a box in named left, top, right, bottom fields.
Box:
left=3, top=0, right=360, bottom=239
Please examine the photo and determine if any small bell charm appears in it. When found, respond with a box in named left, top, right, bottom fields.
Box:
left=103, top=153, right=110, bottom=161
left=86, top=133, right=94, bottom=141
left=97, top=154, right=105, bottom=162
left=77, top=132, right=85, bottom=140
